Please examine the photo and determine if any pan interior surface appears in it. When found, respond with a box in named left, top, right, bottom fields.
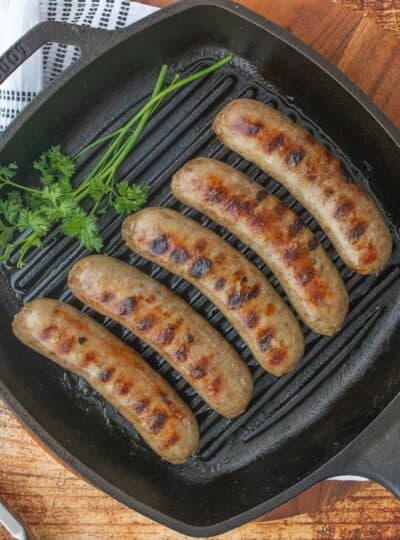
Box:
left=0, top=3, right=399, bottom=528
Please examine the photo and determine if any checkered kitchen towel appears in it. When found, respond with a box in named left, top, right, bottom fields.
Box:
left=0, top=0, right=158, bottom=131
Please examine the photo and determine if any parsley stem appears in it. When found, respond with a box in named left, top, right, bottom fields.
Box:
left=106, top=74, right=180, bottom=175
left=76, top=66, right=170, bottom=159
left=78, top=64, right=168, bottom=194
left=0, top=54, right=232, bottom=267
left=75, top=55, right=231, bottom=191
left=0, top=178, right=40, bottom=194
left=78, top=72, right=179, bottom=159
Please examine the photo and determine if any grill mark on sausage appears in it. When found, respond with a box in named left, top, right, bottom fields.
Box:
left=297, top=267, right=315, bottom=286
left=311, top=290, right=324, bottom=306
left=159, top=392, right=173, bottom=406
left=53, top=309, right=86, bottom=333
left=228, top=292, right=245, bottom=310
left=256, top=188, right=269, bottom=202
left=192, top=357, right=209, bottom=380
left=334, top=201, right=354, bottom=220
left=195, top=239, right=207, bottom=252
left=259, top=330, right=274, bottom=352
left=119, top=297, right=136, bottom=317
left=119, top=382, right=131, bottom=395
left=60, top=336, right=75, bottom=354
left=136, top=316, right=155, bottom=331
left=101, top=291, right=114, bottom=303
left=224, top=196, right=256, bottom=218
left=191, top=367, right=206, bottom=379
left=206, top=187, right=224, bottom=203
left=175, top=345, right=188, bottom=362
left=210, top=376, right=222, bottom=394
left=249, top=284, right=260, bottom=299
left=133, top=399, right=149, bottom=414
left=78, top=336, right=87, bottom=345
left=226, top=197, right=240, bottom=215
left=250, top=213, right=267, bottom=231
left=228, top=282, right=259, bottom=310
left=323, top=188, right=334, bottom=199
left=362, top=246, right=378, bottom=265
left=288, top=219, right=304, bottom=238
left=164, top=433, right=180, bottom=448
left=40, top=325, right=58, bottom=340
left=245, top=311, right=259, bottom=329
left=248, top=122, right=262, bottom=136
left=283, top=245, right=302, bottom=265
left=186, top=333, right=194, bottom=344
left=215, top=252, right=226, bottom=264
left=191, top=257, right=212, bottom=278
left=157, top=325, right=175, bottom=345
left=286, top=148, right=306, bottom=167
left=151, top=234, right=169, bottom=254
left=270, top=349, right=285, bottom=365
left=100, top=368, right=115, bottom=382
left=266, top=133, right=285, bottom=152
left=83, top=351, right=96, bottom=366
left=170, top=247, right=189, bottom=265
left=308, top=236, right=319, bottom=251
left=349, top=222, right=367, bottom=241
left=241, top=201, right=253, bottom=215
left=266, top=303, right=276, bottom=316
left=234, top=116, right=263, bottom=136
left=150, top=412, right=167, bottom=434
left=215, top=277, right=226, bottom=290
left=274, top=203, right=287, bottom=217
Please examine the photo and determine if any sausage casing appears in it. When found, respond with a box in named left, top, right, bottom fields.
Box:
left=68, top=255, right=253, bottom=418
left=122, top=208, right=304, bottom=377
left=213, top=99, right=392, bottom=275
left=12, top=299, right=199, bottom=464
left=172, top=157, right=349, bottom=335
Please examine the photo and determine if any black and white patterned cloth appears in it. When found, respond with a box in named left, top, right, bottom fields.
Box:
left=0, top=0, right=158, bottom=132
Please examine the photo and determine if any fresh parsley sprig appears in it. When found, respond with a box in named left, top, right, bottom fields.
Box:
left=0, top=54, right=232, bottom=267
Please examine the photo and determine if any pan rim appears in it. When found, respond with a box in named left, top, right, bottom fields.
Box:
left=0, top=0, right=399, bottom=535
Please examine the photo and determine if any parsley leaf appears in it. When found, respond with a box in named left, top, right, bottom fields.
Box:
left=0, top=56, right=233, bottom=266
left=113, top=181, right=150, bottom=214
left=0, top=192, right=22, bottom=225
left=61, top=207, right=103, bottom=251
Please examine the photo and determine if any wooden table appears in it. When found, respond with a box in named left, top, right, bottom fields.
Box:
left=1, top=0, right=400, bottom=538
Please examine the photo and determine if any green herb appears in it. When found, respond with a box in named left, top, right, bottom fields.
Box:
left=0, top=54, right=232, bottom=267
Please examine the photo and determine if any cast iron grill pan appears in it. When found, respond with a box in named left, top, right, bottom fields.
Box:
left=3, top=54, right=399, bottom=464
left=0, top=1, right=399, bottom=535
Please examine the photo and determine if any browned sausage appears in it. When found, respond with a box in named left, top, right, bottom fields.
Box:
left=172, top=157, right=349, bottom=335
left=12, top=299, right=199, bottom=464
left=122, top=208, right=304, bottom=377
left=68, top=255, right=253, bottom=418
left=213, top=99, right=392, bottom=274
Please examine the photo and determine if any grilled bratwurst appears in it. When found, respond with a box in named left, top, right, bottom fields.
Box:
left=172, top=157, right=348, bottom=335
left=12, top=299, right=199, bottom=463
left=68, top=255, right=253, bottom=418
left=122, top=208, right=304, bottom=377
left=213, top=99, right=392, bottom=274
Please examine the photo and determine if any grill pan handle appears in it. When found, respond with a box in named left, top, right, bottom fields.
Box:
left=323, top=394, right=400, bottom=498
left=0, top=21, right=111, bottom=87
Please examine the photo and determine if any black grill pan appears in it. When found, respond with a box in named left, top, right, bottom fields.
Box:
left=0, top=1, right=399, bottom=536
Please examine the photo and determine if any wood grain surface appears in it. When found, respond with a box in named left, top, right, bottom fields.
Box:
left=1, top=0, right=400, bottom=539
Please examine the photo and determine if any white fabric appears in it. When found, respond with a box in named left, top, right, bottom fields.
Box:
left=0, top=0, right=158, bottom=131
